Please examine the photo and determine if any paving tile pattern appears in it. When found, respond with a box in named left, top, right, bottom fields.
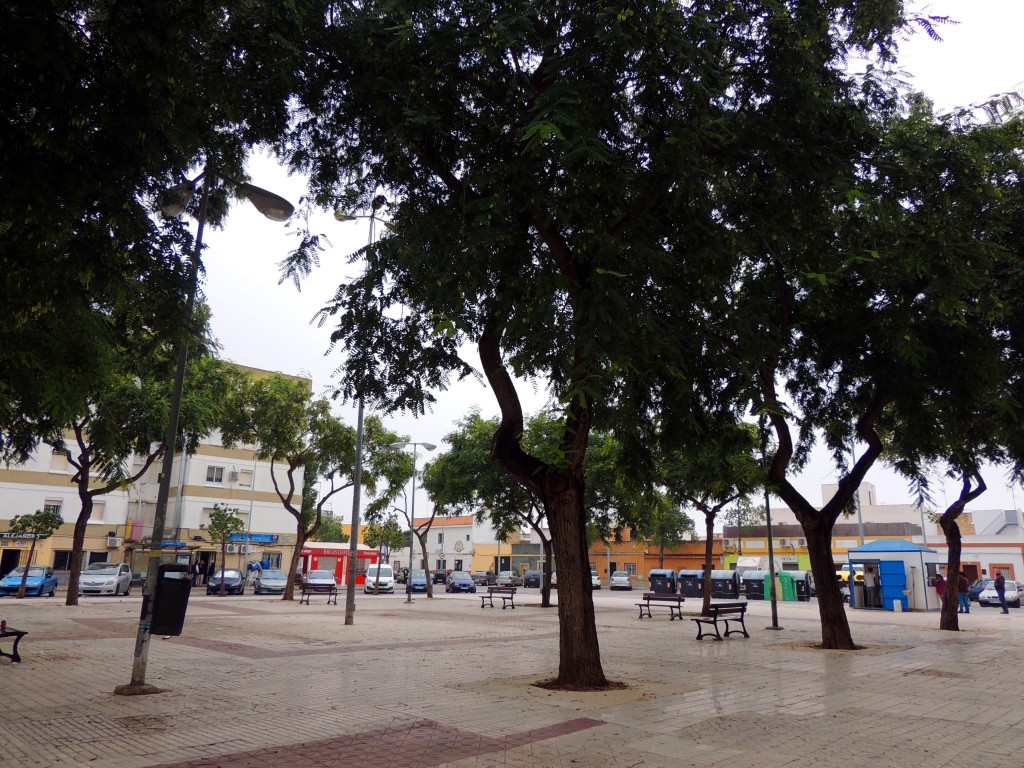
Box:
left=1, top=593, right=1022, bottom=767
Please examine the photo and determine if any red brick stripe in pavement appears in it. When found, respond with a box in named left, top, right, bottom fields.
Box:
left=155, top=717, right=604, bottom=768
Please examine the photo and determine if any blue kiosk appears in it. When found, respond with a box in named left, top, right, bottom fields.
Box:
left=847, top=539, right=939, bottom=611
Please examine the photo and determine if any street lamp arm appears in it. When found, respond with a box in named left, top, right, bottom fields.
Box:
left=160, top=168, right=293, bottom=222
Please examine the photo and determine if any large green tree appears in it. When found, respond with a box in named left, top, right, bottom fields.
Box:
left=220, top=373, right=407, bottom=600
left=874, top=99, right=1024, bottom=632
left=280, top=0, right=915, bottom=684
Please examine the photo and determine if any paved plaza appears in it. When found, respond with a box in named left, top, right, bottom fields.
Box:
left=1, top=588, right=1021, bottom=768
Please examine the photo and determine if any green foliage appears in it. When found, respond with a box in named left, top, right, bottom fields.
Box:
left=630, top=493, right=697, bottom=557
left=9, top=508, right=64, bottom=538
left=723, top=498, right=767, bottom=536
left=310, top=513, right=349, bottom=543
left=204, top=504, right=245, bottom=544
left=362, top=516, right=407, bottom=558
left=0, top=1, right=302, bottom=459
left=220, top=372, right=409, bottom=537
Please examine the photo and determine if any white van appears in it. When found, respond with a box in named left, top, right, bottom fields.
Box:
left=364, top=564, right=395, bottom=593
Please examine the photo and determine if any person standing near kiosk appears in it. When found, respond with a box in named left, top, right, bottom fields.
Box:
left=957, top=572, right=971, bottom=614
left=863, top=566, right=880, bottom=608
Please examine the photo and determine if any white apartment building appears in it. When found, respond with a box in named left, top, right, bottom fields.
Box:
left=0, top=368, right=309, bottom=581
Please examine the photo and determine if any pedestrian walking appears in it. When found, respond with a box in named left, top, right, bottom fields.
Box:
left=957, top=571, right=971, bottom=614
left=995, top=573, right=1009, bottom=614
left=191, top=560, right=201, bottom=588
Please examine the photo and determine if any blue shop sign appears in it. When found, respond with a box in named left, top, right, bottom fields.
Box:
left=228, top=533, right=279, bottom=543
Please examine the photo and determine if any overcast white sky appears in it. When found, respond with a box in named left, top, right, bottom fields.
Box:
left=199, top=2, right=1024, bottom=521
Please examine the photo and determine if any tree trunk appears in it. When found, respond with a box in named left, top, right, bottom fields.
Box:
left=17, top=537, right=38, bottom=599
left=935, top=473, right=985, bottom=631
left=804, top=521, right=856, bottom=649
left=284, top=529, right=305, bottom=601
left=479, top=315, right=606, bottom=688
left=65, top=493, right=94, bottom=606
left=417, top=532, right=433, bottom=598
left=939, top=516, right=963, bottom=632
left=701, top=511, right=715, bottom=615
left=545, top=482, right=608, bottom=689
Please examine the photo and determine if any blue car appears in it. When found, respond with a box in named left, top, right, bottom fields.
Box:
left=409, top=569, right=429, bottom=593
left=445, top=571, right=477, bottom=593
left=0, top=565, right=59, bottom=597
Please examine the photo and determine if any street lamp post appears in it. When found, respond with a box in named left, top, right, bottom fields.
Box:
left=334, top=205, right=385, bottom=625
left=390, top=441, right=436, bottom=604
left=116, top=167, right=292, bottom=695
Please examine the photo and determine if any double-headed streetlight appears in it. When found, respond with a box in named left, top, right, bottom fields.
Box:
left=116, top=167, right=293, bottom=695
left=389, top=441, right=436, bottom=603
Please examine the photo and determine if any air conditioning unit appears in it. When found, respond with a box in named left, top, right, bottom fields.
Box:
left=240, top=544, right=254, bottom=554
left=778, top=538, right=787, bottom=546
left=797, top=538, right=806, bottom=547
left=228, top=471, right=239, bottom=482
left=106, top=536, right=124, bottom=548
left=226, top=543, right=239, bottom=553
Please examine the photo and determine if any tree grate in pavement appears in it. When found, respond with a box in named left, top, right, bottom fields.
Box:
left=154, top=717, right=605, bottom=768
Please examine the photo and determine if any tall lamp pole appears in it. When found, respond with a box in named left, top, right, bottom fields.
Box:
left=389, top=441, right=436, bottom=603
left=335, top=204, right=386, bottom=625
left=116, top=167, right=293, bottom=695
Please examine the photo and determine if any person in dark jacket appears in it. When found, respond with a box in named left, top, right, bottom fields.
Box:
left=957, top=572, right=971, bottom=614
left=995, top=573, right=1009, bottom=614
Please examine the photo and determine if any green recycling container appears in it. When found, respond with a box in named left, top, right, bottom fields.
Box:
left=776, top=571, right=798, bottom=601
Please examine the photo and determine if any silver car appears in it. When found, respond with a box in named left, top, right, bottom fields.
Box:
left=253, top=569, right=289, bottom=595
left=79, top=562, right=132, bottom=596
left=496, top=570, right=522, bottom=587
left=609, top=570, right=633, bottom=590
left=978, top=579, right=1023, bottom=608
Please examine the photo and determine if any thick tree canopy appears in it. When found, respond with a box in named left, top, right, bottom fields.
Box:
left=277, top=0, right=923, bottom=678
left=0, top=1, right=302, bottom=460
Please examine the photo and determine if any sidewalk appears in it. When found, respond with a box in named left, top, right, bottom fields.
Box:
left=1, top=591, right=1021, bottom=768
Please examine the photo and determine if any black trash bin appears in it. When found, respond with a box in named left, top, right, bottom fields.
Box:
left=710, top=570, right=740, bottom=599
left=648, top=568, right=677, bottom=594
left=678, top=569, right=705, bottom=598
left=151, top=563, right=192, bottom=636
left=742, top=570, right=766, bottom=600
left=791, top=570, right=813, bottom=601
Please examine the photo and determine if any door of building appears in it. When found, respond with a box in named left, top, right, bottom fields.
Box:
left=0, top=548, right=21, bottom=575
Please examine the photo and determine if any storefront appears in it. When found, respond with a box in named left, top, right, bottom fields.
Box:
left=299, top=542, right=379, bottom=585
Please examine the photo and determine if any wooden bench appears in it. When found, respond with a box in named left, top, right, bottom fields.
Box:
left=691, top=602, right=749, bottom=640
left=0, top=627, right=27, bottom=663
left=299, top=584, right=338, bottom=605
left=636, top=592, right=685, bottom=620
left=480, top=586, right=516, bottom=609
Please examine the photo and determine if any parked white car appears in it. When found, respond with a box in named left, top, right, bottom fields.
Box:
left=79, top=562, right=132, bottom=596
left=978, top=579, right=1023, bottom=608
left=364, top=564, right=395, bottom=593
left=609, top=571, right=633, bottom=590
left=591, top=570, right=601, bottom=589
